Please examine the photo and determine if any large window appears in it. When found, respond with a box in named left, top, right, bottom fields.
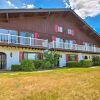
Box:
left=65, top=40, right=74, bottom=48
left=8, top=30, right=17, bottom=43
left=23, top=52, right=39, bottom=60
left=68, top=54, right=76, bottom=61
left=20, top=32, right=34, bottom=45
left=0, top=29, right=17, bottom=43
left=0, top=29, right=9, bottom=34
left=0, top=29, right=9, bottom=42
left=56, top=37, right=64, bottom=48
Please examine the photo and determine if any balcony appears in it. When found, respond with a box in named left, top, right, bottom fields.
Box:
left=49, top=41, right=100, bottom=53
left=0, top=33, right=48, bottom=49
left=0, top=33, right=100, bottom=53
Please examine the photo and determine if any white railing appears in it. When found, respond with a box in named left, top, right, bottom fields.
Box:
left=0, top=33, right=48, bottom=48
left=0, top=33, right=100, bottom=53
left=49, top=41, right=100, bottom=53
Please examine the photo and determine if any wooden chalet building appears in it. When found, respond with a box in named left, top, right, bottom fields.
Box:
left=0, top=8, right=100, bottom=70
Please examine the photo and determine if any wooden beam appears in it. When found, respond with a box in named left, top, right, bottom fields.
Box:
left=6, top=13, right=9, bottom=22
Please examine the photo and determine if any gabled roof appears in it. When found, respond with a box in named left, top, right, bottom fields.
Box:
left=0, top=8, right=99, bottom=42
left=69, top=9, right=100, bottom=42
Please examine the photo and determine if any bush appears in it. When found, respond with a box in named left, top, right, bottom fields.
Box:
left=33, top=60, right=43, bottom=69
left=33, top=60, right=52, bottom=70
left=11, top=64, right=21, bottom=71
left=21, top=60, right=35, bottom=71
left=66, top=60, right=93, bottom=68
left=38, top=61, right=52, bottom=70
left=92, top=56, right=100, bottom=66
left=43, top=52, right=60, bottom=68
left=66, top=61, right=81, bottom=68
left=80, top=60, right=93, bottom=67
left=45, top=61, right=52, bottom=69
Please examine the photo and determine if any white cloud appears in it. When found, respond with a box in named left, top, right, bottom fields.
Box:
left=63, top=0, right=100, bottom=18
left=5, top=0, right=35, bottom=9
left=22, top=3, right=35, bottom=9
left=6, top=0, right=18, bottom=8
left=27, top=4, right=35, bottom=8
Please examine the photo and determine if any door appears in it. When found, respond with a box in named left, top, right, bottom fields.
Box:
left=56, top=38, right=63, bottom=48
left=56, top=38, right=60, bottom=48
left=69, top=40, right=73, bottom=49
left=59, top=54, right=66, bottom=67
left=0, top=53, right=6, bottom=69
left=65, top=40, right=73, bottom=49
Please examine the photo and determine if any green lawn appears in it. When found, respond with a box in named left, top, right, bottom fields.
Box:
left=0, top=67, right=100, bottom=100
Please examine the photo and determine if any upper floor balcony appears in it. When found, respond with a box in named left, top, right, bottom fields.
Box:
left=49, top=41, right=100, bottom=53
left=0, top=33, right=100, bottom=53
left=0, top=33, right=48, bottom=49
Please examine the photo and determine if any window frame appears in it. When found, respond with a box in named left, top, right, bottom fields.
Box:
left=23, top=52, right=40, bottom=60
left=67, top=28, right=72, bottom=35
left=68, top=54, right=77, bottom=61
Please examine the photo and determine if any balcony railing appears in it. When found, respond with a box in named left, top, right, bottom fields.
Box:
left=0, top=33, right=48, bottom=48
left=0, top=33, right=100, bottom=53
left=49, top=41, right=100, bottom=53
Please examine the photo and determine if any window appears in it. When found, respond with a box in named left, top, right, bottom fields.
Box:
left=20, top=32, right=33, bottom=38
left=23, top=52, right=39, bottom=60
left=58, top=26, right=63, bottom=32
left=65, top=40, right=69, bottom=44
left=0, top=29, right=9, bottom=42
left=84, top=56, right=88, bottom=59
left=66, top=40, right=73, bottom=44
left=20, top=32, right=26, bottom=45
left=68, top=54, right=77, bottom=61
left=67, top=28, right=74, bottom=36
left=9, top=30, right=17, bottom=43
left=20, top=32, right=33, bottom=45
left=0, top=29, right=17, bottom=43
left=83, top=42, right=94, bottom=47
left=67, top=29, right=72, bottom=35
left=55, top=25, right=63, bottom=32
left=56, top=37, right=64, bottom=48
left=0, top=29, right=9, bottom=34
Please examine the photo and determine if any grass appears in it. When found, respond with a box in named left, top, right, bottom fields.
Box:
left=0, top=67, right=100, bottom=100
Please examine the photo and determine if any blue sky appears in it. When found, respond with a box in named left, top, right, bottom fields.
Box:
left=0, top=0, right=100, bottom=34
left=85, top=15, right=100, bottom=34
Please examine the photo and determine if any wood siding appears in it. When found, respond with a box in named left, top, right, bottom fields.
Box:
left=0, top=12, right=99, bottom=46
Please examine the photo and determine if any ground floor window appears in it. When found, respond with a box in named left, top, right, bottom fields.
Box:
left=23, top=52, right=39, bottom=60
left=68, top=54, right=77, bottom=61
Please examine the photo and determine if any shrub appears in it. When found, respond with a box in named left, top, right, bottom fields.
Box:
left=92, top=56, right=100, bottom=66
left=80, top=60, right=93, bottom=67
left=33, top=60, right=52, bottom=70
left=11, top=64, right=21, bottom=71
left=66, top=60, right=93, bottom=68
left=21, top=60, right=35, bottom=71
left=38, top=61, right=52, bottom=70
left=43, top=61, right=52, bottom=69
left=66, top=61, right=81, bottom=68
left=43, top=51, right=60, bottom=68
left=33, top=60, right=42, bottom=69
